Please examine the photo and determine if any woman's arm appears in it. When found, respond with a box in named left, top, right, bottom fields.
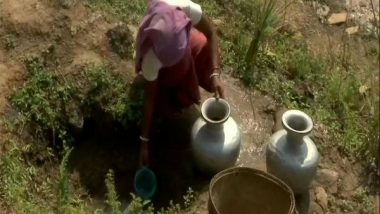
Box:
left=139, top=79, right=158, bottom=167
left=194, top=15, right=225, bottom=98
left=138, top=48, right=162, bottom=167
left=194, top=15, right=218, bottom=70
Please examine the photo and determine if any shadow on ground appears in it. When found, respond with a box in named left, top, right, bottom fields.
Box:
left=68, top=107, right=211, bottom=209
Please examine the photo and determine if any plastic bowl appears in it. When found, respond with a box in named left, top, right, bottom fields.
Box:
left=134, top=167, right=157, bottom=200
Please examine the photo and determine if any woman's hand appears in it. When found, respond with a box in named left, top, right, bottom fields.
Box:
left=211, top=75, right=225, bottom=99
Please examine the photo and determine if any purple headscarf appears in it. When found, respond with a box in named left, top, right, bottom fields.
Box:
left=135, top=0, right=192, bottom=72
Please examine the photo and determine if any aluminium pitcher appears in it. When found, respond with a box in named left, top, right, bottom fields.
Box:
left=266, top=109, right=320, bottom=194
left=191, top=98, right=241, bottom=174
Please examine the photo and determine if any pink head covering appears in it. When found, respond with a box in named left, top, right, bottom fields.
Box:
left=135, top=0, right=192, bottom=72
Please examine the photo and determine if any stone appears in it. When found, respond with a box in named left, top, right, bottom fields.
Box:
left=127, top=24, right=138, bottom=39
left=321, top=0, right=346, bottom=11
left=327, top=12, right=348, bottom=24
left=359, top=0, right=367, bottom=7
left=59, top=0, right=78, bottom=8
left=278, top=22, right=298, bottom=35
left=315, top=169, right=339, bottom=194
left=316, top=4, right=330, bottom=18
left=264, top=103, right=276, bottom=114
left=292, top=31, right=304, bottom=40
left=106, top=24, right=134, bottom=59
left=315, top=187, right=328, bottom=210
left=345, top=26, right=359, bottom=35
left=309, top=201, right=324, bottom=214
left=212, top=19, right=223, bottom=27
left=272, top=107, right=287, bottom=133
left=341, top=172, right=359, bottom=192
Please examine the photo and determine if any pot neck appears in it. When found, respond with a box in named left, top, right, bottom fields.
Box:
left=281, top=110, right=313, bottom=147
left=285, top=131, right=305, bottom=147
left=205, top=120, right=227, bottom=131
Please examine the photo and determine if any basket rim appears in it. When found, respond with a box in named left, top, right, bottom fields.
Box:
left=209, top=167, right=296, bottom=214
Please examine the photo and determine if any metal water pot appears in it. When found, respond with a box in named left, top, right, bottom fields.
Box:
left=266, top=110, right=320, bottom=194
left=191, top=98, right=241, bottom=174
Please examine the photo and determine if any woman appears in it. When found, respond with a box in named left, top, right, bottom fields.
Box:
left=135, top=0, right=225, bottom=166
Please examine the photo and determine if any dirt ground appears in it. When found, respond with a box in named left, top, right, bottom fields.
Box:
left=0, top=0, right=379, bottom=213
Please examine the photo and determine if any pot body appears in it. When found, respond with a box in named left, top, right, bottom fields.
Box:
left=266, top=110, right=320, bottom=194
left=191, top=98, right=241, bottom=174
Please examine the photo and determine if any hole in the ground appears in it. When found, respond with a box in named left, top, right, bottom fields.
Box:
left=67, top=107, right=210, bottom=209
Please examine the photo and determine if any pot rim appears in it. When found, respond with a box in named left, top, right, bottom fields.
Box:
left=201, top=97, right=230, bottom=124
left=282, top=109, right=313, bottom=135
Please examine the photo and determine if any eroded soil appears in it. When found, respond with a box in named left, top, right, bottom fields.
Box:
left=0, top=0, right=378, bottom=213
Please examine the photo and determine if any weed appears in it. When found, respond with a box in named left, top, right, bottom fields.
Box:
left=198, top=0, right=223, bottom=17
left=124, top=194, right=154, bottom=214
left=104, top=170, right=122, bottom=214
left=0, top=143, right=51, bottom=213
left=57, top=144, right=78, bottom=213
left=10, top=57, right=74, bottom=143
left=4, top=35, right=16, bottom=50
left=102, top=170, right=196, bottom=214
left=82, top=65, right=143, bottom=126
left=355, top=188, right=374, bottom=213
left=85, top=0, right=146, bottom=24
left=244, top=0, right=278, bottom=71
left=183, top=187, right=195, bottom=208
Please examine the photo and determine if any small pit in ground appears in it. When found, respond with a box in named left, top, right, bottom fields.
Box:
left=67, top=107, right=211, bottom=208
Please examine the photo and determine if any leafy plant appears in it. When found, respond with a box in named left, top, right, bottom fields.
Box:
left=0, top=144, right=52, bottom=213
left=124, top=194, right=154, bottom=214
left=105, top=170, right=122, bottom=214
left=10, top=57, right=74, bottom=142
left=57, top=145, right=75, bottom=213
left=82, top=65, right=143, bottom=126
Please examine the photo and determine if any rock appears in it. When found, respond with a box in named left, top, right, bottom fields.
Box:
left=323, top=0, right=347, bottom=11
left=212, top=19, right=223, bottom=27
left=292, top=31, right=304, bottom=40
left=341, top=172, right=358, bottom=192
left=327, top=12, right=348, bottom=24
left=316, top=4, right=330, bottom=18
left=359, top=0, right=367, bottom=7
left=315, top=169, right=339, bottom=194
left=65, top=103, right=84, bottom=136
left=309, top=201, right=324, bottom=214
left=264, top=103, right=276, bottom=114
left=127, top=24, right=138, bottom=39
left=272, top=107, right=287, bottom=133
left=106, top=24, right=134, bottom=59
left=316, top=169, right=339, bottom=183
left=345, top=26, right=359, bottom=35
left=315, top=187, right=328, bottom=210
left=59, top=0, right=78, bottom=8
left=278, top=22, right=298, bottom=35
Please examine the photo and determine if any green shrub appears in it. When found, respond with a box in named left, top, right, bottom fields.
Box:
left=10, top=57, right=74, bottom=140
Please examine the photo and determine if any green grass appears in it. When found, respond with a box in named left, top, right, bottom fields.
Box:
left=1, top=0, right=379, bottom=213
left=254, top=34, right=379, bottom=162
left=84, top=0, right=146, bottom=24
left=9, top=58, right=143, bottom=144
left=197, top=0, right=379, bottom=163
left=10, top=57, right=74, bottom=137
